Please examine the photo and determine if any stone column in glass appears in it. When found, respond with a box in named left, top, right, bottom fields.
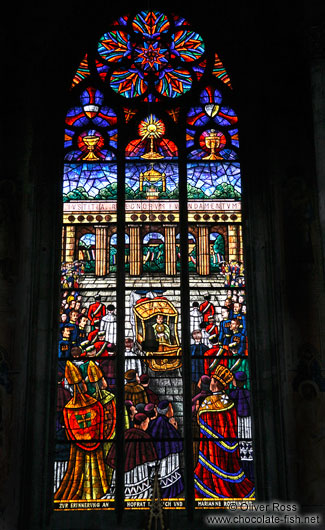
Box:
left=64, top=224, right=76, bottom=264
left=164, top=224, right=177, bottom=276
left=95, top=224, right=108, bottom=277
left=197, top=225, right=210, bottom=275
left=129, top=225, right=141, bottom=276
left=227, top=224, right=239, bottom=262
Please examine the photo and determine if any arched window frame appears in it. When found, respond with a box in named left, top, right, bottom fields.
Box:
left=55, top=6, right=253, bottom=516
left=16, top=6, right=291, bottom=530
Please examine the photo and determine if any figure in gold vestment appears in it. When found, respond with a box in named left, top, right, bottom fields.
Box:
left=54, top=361, right=109, bottom=500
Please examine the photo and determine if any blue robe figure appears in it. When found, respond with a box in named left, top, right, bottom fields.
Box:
left=67, top=323, right=78, bottom=345
left=231, top=312, right=246, bottom=335
left=77, top=326, right=87, bottom=346
left=148, top=400, right=184, bottom=498
left=58, top=325, right=74, bottom=371
left=191, top=341, right=209, bottom=384
left=218, top=319, right=232, bottom=347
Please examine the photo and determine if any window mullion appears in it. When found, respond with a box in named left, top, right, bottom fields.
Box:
left=115, top=140, right=126, bottom=522
left=178, top=125, right=194, bottom=518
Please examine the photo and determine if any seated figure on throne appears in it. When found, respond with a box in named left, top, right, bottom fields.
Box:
left=152, top=314, right=171, bottom=345
left=133, top=297, right=182, bottom=371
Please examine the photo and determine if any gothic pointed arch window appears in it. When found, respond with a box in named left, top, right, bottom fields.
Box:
left=55, top=9, right=255, bottom=514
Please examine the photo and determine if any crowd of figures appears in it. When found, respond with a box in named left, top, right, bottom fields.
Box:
left=189, top=290, right=254, bottom=499
left=55, top=288, right=254, bottom=502
left=55, top=290, right=184, bottom=501
left=61, top=261, right=85, bottom=289
left=60, top=256, right=246, bottom=289
left=219, top=260, right=246, bottom=288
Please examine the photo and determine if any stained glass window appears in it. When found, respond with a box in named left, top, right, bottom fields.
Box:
left=55, top=9, right=255, bottom=513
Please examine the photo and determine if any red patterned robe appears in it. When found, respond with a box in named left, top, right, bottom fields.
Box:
left=203, top=345, right=232, bottom=374
left=194, top=392, right=254, bottom=499
left=87, top=302, right=106, bottom=327
left=54, top=392, right=109, bottom=500
left=199, top=300, right=216, bottom=324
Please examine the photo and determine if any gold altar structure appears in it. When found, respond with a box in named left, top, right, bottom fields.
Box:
left=139, top=167, right=166, bottom=197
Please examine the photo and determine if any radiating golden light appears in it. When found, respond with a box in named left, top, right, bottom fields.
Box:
left=139, top=115, right=165, bottom=140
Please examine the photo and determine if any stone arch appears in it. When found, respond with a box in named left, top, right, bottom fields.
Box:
left=210, top=231, right=226, bottom=270
left=142, top=230, right=165, bottom=273
left=176, top=232, right=197, bottom=272
left=209, top=224, right=229, bottom=262
left=109, top=232, right=118, bottom=271
left=78, top=231, right=96, bottom=272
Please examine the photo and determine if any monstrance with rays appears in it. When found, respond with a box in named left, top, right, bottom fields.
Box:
left=139, top=115, right=165, bottom=159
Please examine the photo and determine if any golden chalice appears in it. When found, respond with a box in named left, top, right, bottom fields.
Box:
left=82, top=135, right=100, bottom=161
left=202, top=129, right=221, bottom=160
